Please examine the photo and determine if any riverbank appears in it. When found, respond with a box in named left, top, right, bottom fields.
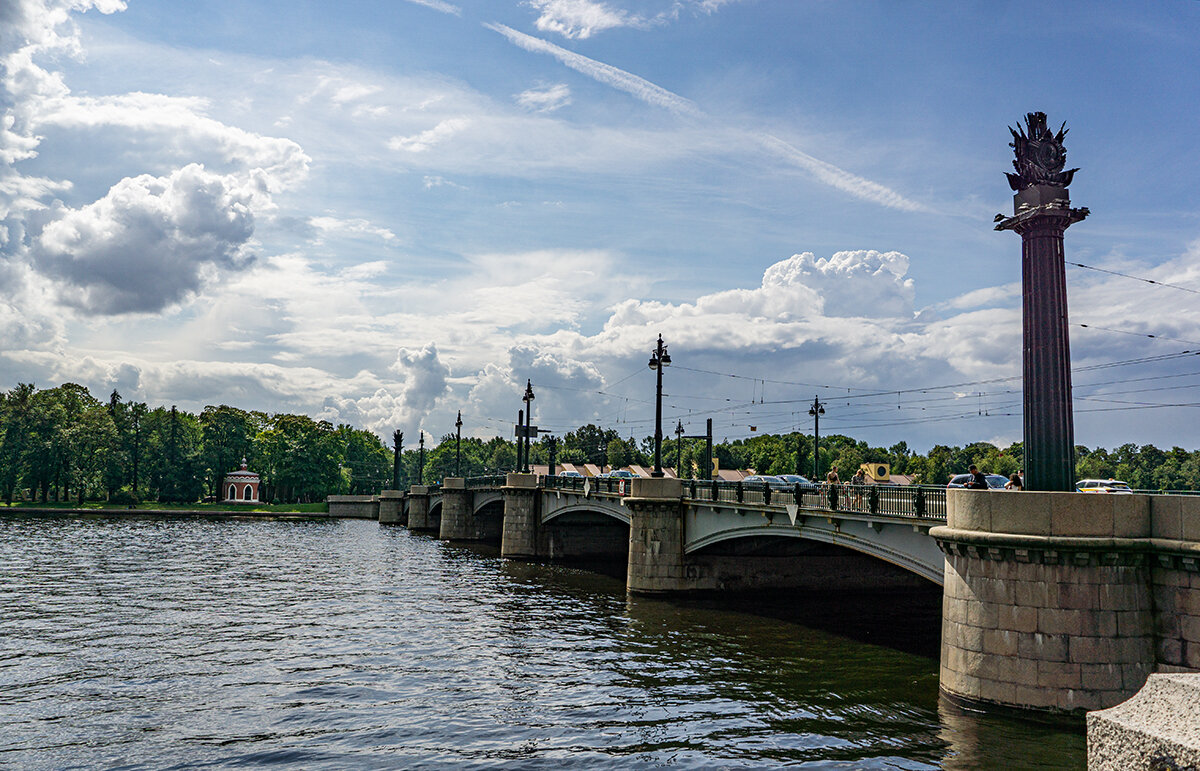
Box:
left=0, top=501, right=329, bottom=518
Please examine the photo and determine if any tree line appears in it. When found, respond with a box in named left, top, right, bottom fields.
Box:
left=2, top=383, right=1197, bottom=505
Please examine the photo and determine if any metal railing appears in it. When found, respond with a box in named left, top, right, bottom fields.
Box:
left=541, top=475, right=630, bottom=496
left=682, top=480, right=947, bottom=520
left=449, top=474, right=947, bottom=520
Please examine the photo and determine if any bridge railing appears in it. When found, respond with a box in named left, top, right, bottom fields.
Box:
left=541, top=475, right=629, bottom=496
left=682, top=480, right=946, bottom=520
left=465, top=475, right=506, bottom=489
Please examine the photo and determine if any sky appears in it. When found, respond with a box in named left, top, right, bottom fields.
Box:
left=2, top=0, right=1199, bottom=454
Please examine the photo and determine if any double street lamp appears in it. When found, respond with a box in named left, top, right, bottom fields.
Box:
left=648, top=334, right=672, bottom=477
left=417, top=431, right=425, bottom=485
left=808, top=396, right=825, bottom=481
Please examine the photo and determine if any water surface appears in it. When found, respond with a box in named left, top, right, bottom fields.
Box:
left=0, top=515, right=1085, bottom=768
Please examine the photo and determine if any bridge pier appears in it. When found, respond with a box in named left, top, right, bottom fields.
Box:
left=500, top=473, right=540, bottom=559
left=932, top=489, right=1200, bottom=716
left=406, top=485, right=436, bottom=532
left=627, top=477, right=690, bottom=595
left=438, top=478, right=474, bottom=539
left=378, top=490, right=406, bottom=525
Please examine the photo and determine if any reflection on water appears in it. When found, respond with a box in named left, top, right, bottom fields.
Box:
left=0, top=515, right=1084, bottom=768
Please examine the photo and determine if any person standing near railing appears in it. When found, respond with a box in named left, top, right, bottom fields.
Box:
left=850, top=468, right=866, bottom=510
left=825, top=466, right=840, bottom=510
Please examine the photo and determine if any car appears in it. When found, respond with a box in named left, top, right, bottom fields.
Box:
left=1077, top=478, right=1133, bottom=494
left=775, top=474, right=817, bottom=489
left=947, top=473, right=1009, bottom=490
left=606, top=469, right=636, bottom=479
left=558, top=470, right=583, bottom=478
left=742, top=475, right=793, bottom=490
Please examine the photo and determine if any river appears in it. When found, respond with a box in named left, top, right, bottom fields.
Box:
left=0, top=515, right=1085, bottom=769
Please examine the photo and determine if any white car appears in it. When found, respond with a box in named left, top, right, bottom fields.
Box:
left=1076, top=479, right=1133, bottom=494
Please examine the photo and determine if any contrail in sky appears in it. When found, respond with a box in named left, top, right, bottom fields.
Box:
left=486, top=22, right=927, bottom=212
left=485, top=23, right=702, bottom=117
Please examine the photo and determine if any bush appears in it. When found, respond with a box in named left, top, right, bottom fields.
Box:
left=110, top=490, right=140, bottom=506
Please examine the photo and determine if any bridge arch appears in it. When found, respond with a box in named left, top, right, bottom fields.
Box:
left=541, top=500, right=630, bottom=526
left=686, top=525, right=943, bottom=586
left=472, top=491, right=503, bottom=516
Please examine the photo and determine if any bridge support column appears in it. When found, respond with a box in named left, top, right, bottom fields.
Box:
left=406, top=485, right=435, bottom=532
left=626, top=477, right=688, bottom=595
left=378, top=490, right=406, bottom=525
left=438, top=478, right=476, bottom=540
left=500, top=473, right=540, bottom=559
left=932, top=489, right=1160, bottom=715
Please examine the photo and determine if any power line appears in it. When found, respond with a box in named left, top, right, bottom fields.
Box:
left=1068, top=261, right=1200, bottom=296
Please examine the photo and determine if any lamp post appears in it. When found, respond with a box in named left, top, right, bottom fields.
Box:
left=454, top=411, right=462, bottom=477
left=675, top=420, right=684, bottom=479
left=417, top=432, right=425, bottom=485
left=808, top=396, right=825, bottom=480
left=647, top=334, right=672, bottom=477
left=546, top=435, right=558, bottom=476
left=522, top=380, right=535, bottom=473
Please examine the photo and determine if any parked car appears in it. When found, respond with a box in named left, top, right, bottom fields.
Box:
left=1076, top=478, right=1133, bottom=494
left=558, top=470, right=583, bottom=478
left=947, top=473, right=1009, bottom=490
left=601, top=469, right=636, bottom=479
left=776, top=474, right=818, bottom=489
left=742, top=475, right=792, bottom=490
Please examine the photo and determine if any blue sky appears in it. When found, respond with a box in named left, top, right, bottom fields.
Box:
left=2, top=0, right=1199, bottom=454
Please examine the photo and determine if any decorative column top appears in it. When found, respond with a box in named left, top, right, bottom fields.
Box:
left=995, top=111, right=1089, bottom=232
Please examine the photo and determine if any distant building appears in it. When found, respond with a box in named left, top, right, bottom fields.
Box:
left=222, top=458, right=260, bottom=503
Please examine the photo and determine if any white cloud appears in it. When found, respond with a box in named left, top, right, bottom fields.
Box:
left=387, top=118, right=472, bottom=152
left=309, top=216, right=396, bottom=242
left=516, top=83, right=572, bottom=113
left=526, top=0, right=646, bottom=39
left=30, top=164, right=266, bottom=314
left=402, top=0, right=461, bottom=16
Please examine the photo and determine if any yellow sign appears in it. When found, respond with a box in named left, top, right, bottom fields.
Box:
left=860, top=463, right=890, bottom=482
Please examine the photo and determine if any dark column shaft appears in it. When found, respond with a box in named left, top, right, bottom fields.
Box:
left=1020, top=216, right=1075, bottom=491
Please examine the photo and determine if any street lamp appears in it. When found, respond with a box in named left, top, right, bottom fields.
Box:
left=417, top=431, right=425, bottom=485
left=455, top=411, right=463, bottom=477
left=522, top=379, right=535, bottom=473
left=808, top=396, right=825, bottom=481
left=675, top=420, right=684, bottom=479
left=647, top=334, right=672, bottom=477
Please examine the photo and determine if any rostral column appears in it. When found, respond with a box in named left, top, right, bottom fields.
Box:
left=995, top=112, right=1089, bottom=492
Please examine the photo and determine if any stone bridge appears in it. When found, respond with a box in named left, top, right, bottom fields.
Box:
left=371, top=473, right=1200, bottom=720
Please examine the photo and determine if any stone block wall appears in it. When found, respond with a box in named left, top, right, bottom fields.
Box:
left=626, top=477, right=687, bottom=595
left=934, top=489, right=1200, bottom=716
left=500, top=474, right=539, bottom=559
left=407, top=487, right=434, bottom=531
left=939, top=545, right=1153, bottom=712
left=326, top=495, right=380, bottom=519
left=378, top=490, right=405, bottom=525
left=438, top=479, right=474, bottom=540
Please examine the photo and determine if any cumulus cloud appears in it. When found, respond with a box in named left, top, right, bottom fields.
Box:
left=30, top=164, right=264, bottom=314
left=516, top=83, right=572, bottom=113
